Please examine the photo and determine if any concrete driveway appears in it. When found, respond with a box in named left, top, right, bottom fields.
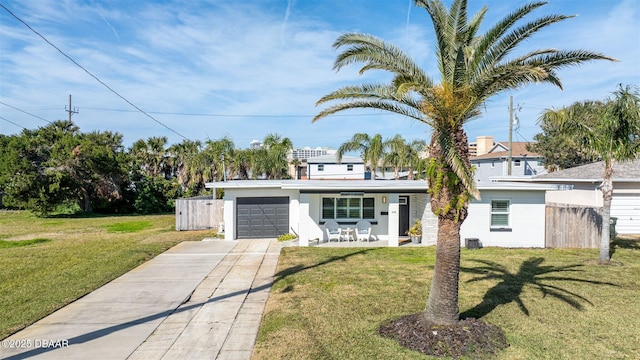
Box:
left=0, top=238, right=281, bottom=360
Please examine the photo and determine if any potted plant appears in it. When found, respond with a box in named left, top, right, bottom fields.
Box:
left=407, top=219, right=422, bottom=244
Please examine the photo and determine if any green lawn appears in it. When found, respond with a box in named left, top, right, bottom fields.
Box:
left=0, top=210, right=215, bottom=339
left=254, top=237, right=640, bottom=359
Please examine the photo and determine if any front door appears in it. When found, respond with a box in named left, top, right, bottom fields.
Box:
left=398, top=196, right=410, bottom=236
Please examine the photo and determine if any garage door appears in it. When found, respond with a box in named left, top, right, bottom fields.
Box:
left=236, top=197, right=289, bottom=238
left=611, top=194, right=640, bottom=234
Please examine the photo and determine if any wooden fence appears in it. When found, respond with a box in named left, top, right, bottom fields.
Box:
left=545, top=202, right=602, bottom=248
left=175, top=196, right=223, bottom=231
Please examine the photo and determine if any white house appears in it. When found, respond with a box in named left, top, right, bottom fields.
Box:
left=205, top=180, right=563, bottom=248
left=527, top=159, right=640, bottom=234
left=306, top=155, right=366, bottom=180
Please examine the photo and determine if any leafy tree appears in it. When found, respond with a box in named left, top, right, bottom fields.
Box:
left=0, top=121, right=130, bottom=215
left=64, top=131, right=130, bottom=213
left=314, top=0, right=612, bottom=325
left=0, top=121, right=78, bottom=215
left=539, top=85, right=640, bottom=263
left=528, top=112, right=600, bottom=171
left=133, top=175, right=181, bottom=214
left=337, top=133, right=385, bottom=180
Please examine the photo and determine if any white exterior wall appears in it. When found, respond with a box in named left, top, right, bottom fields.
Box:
left=308, top=163, right=365, bottom=180
left=302, top=193, right=390, bottom=243
left=222, top=188, right=299, bottom=240
left=546, top=189, right=602, bottom=207
left=460, top=190, right=546, bottom=248
left=387, top=194, right=399, bottom=246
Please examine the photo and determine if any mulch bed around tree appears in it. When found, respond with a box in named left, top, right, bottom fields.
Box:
left=379, top=313, right=509, bottom=358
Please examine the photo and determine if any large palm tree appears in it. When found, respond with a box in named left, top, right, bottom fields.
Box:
left=539, top=85, right=640, bottom=263
left=337, top=133, right=385, bottom=180
left=314, top=0, right=613, bottom=324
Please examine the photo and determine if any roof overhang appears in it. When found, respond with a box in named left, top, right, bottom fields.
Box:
left=205, top=179, right=563, bottom=192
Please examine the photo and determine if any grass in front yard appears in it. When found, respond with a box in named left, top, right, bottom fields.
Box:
left=254, top=237, right=640, bottom=359
left=0, top=210, right=215, bottom=339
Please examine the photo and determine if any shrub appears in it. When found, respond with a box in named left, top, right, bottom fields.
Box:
left=277, top=233, right=297, bottom=242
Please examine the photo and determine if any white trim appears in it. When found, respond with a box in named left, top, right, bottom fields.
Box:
left=490, top=199, right=511, bottom=228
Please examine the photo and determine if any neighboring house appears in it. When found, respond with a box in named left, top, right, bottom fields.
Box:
left=205, top=179, right=563, bottom=248
left=528, top=159, right=640, bottom=234
left=470, top=136, right=546, bottom=182
left=306, top=155, right=366, bottom=180
left=287, top=146, right=336, bottom=179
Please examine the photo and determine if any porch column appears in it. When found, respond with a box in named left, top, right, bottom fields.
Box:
left=388, top=193, right=400, bottom=247
left=223, top=197, right=234, bottom=240
left=298, top=194, right=310, bottom=246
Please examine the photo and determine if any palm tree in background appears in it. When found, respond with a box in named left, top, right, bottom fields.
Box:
left=383, top=135, right=409, bottom=179
left=337, top=133, right=385, bottom=180
left=290, top=157, right=302, bottom=179
left=314, top=0, right=613, bottom=324
left=201, top=137, right=235, bottom=182
left=407, top=139, right=428, bottom=180
left=130, top=136, right=169, bottom=179
left=539, top=85, right=640, bottom=263
left=168, top=139, right=202, bottom=193
left=262, top=133, right=293, bottom=179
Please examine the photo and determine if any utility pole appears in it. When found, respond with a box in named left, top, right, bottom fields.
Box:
left=65, top=94, right=78, bottom=122
left=508, top=95, right=513, bottom=176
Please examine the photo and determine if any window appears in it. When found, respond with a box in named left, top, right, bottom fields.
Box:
left=318, top=164, right=324, bottom=171
left=322, top=197, right=375, bottom=220
left=514, top=160, right=521, bottom=167
left=347, top=164, right=353, bottom=171
left=491, top=200, right=510, bottom=227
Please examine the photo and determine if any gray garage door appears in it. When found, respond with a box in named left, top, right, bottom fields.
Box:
left=236, top=197, right=289, bottom=238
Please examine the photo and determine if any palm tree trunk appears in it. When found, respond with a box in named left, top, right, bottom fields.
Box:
left=599, top=160, right=614, bottom=262
left=423, top=129, right=470, bottom=324
left=424, top=215, right=461, bottom=324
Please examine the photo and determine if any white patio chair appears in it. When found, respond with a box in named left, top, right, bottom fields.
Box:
left=324, top=220, right=342, bottom=242
left=355, top=220, right=372, bottom=242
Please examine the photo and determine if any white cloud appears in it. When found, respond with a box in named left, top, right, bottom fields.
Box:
left=1, top=0, right=638, bottom=149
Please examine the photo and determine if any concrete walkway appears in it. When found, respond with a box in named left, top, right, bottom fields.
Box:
left=0, top=239, right=281, bottom=360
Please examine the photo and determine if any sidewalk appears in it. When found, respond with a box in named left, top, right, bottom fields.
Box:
left=0, top=238, right=281, bottom=360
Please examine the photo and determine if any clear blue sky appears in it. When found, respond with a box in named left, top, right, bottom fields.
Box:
left=1, top=0, right=638, bottom=149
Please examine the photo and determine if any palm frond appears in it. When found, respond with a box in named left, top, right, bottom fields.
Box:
left=332, top=33, right=431, bottom=85
left=314, top=100, right=428, bottom=124
left=470, top=1, right=547, bottom=72
left=472, top=14, right=573, bottom=83
left=314, top=84, right=429, bottom=123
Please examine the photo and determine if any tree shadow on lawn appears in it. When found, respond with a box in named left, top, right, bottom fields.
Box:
left=273, top=248, right=378, bottom=292
left=460, top=257, right=619, bottom=319
left=610, top=235, right=640, bottom=258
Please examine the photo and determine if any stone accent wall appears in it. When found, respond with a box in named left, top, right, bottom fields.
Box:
left=414, top=193, right=437, bottom=245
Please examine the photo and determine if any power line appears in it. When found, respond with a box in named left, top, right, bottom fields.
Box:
left=80, top=107, right=400, bottom=118
left=0, top=116, right=27, bottom=130
left=0, top=101, right=53, bottom=124
left=0, top=3, right=190, bottom=141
